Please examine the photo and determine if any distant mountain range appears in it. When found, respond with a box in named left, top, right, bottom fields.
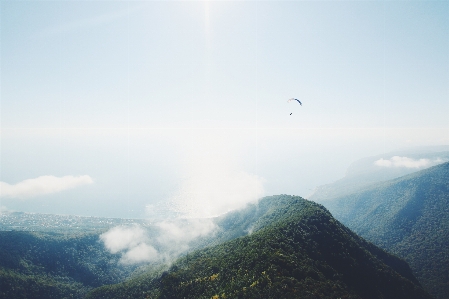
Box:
left=316, top=159, right=449, bottom=299
left=85, top=195, right=430, bottom=299
left=309, top=146, right=449, bottom=202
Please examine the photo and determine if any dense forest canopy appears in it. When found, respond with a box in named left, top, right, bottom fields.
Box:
left=320, top=162, right=449, bottom=299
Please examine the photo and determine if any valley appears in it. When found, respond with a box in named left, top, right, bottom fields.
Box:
left=0, top=195, right=434, bottom=299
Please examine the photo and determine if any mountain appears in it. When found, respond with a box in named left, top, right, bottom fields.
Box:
left=0, top=231, right=138, bottom=299
left=320, top=162, right=449, bottom=299
left=309, top=146, right=449, bottom=202
left=86, top=195, right=430, bottom=299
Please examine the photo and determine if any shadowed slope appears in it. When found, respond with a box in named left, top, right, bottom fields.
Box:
left=321, top=162, right=449, bottom=299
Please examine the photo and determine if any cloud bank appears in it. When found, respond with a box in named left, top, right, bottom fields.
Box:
left=156, top=218, right=217, bottom=252
left=374, top=156, right=444, bottom=169
left=100, top=219, right=217, bottom=265
left=121, top=243, right=158, bottom=264
left=0, top=175, right=94, bottom=198
left=100, top=225, right=148, bottom=254
left=100, top=225, right=159, bottom=264
left=100, top=130, right=263, bottom=265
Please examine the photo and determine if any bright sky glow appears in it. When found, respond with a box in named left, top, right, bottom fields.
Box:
left=1, top=1, right=448, bottom=218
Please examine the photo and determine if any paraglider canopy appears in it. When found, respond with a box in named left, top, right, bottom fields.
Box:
left=287, top=98, right=302, bottom=105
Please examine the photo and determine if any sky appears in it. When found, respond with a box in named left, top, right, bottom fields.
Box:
left=1, top=0, right=448, bottom=219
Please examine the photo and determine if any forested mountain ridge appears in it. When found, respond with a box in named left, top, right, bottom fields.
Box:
left=86, top=195, right=431, bottom=299
left=0, top=231, right=137, bottom=299
left=321, top=161, right=449, bottom=299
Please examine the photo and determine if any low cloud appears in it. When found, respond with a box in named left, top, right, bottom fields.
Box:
left=120, top=243, right=159, bottom=264
left=157, top=218, right=217, bottom=243
left=100, top=219, right=217, bottom=265
left=156, top=218, right=217, bottom=253
left=0, top=175, right=93, bottom=198
left=100, top=225, right=159, bottom=264
left=374, top=156, right=444, bottom=169
left=100, top=225, right=148, bottom=254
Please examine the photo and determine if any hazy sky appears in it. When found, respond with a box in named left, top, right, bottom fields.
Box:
left=1, top=0, right=448, bottom=218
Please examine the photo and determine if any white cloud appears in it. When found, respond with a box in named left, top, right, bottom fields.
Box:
left=375, top=158, right=394, bottom=167
left=156, top=218, right=217, bottom=246
left=153, top=218, right=217, bottom=261
left=100, top=225, right=159, bottom=265
left=0, top=175, right=94, bottom=198
left=100, top=225, right=148, bottom=254
left=120, top=243, right=159, bottom=265
left=100, top=219, right=218, bottom=265
left=374, top=156, right=444, bottom=169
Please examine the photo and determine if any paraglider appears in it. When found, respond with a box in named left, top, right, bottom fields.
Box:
left=288, top=98, right=302, bottom=115
left=287, top=98, right=302, bottom=105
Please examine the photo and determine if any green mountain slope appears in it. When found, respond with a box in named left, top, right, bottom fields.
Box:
left=0, top=231, right=137, bottom=299
left=87, top=195, right=430, bottom=299
left=321, top=162, right=449, bottom=299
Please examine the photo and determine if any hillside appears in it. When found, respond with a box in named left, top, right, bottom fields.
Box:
left=0, top=231, right=138, bottom=299
left=309, top=147, right=449, bottom=202
left=86, top=195, right=430, bottom=299
left=321, top=162, right=449, bottom=299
